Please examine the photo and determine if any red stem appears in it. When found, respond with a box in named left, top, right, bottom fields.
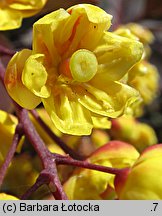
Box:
left=55, top=155, right=126, bottom=175
left=21, top=173, right=49, bottom=200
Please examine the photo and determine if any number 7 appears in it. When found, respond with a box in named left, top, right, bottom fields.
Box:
left=153, top=203, right=158, bottom=211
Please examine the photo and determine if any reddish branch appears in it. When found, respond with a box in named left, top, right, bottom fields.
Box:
left=55, top=155, right=126, bottom=175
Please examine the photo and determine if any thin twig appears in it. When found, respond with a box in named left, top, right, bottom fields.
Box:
left=21, top=173, right=49, bottom=200
left=16, top=107, right=49, bottom=165
left=55, top=154, right=126, bottom=176
left=30, top=109, right=83, bottom=160
left=0, top=123, right=23, bottom=187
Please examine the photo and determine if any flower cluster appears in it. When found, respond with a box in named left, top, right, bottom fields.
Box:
left=5, top=4, right=143, bottom=135
left=63, top=141, right=139, bottom=199
left=115, top=23, right=159, bottom=115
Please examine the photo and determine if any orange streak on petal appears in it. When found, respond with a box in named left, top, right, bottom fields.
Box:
left=59, top=58, right=72, bottom=79
left=57, top=16, right=82, bottom=55
left=69, top=16, right=81, bottom=43
left=5, top=65, right=20, bottom=89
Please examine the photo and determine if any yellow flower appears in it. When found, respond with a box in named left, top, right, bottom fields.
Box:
left=0, top=110, right=24, bottom=165
left=1, top=154, right=38, bottom=197
left=63, top=141, right=139, bottom=199
left=115, top=144, right=162, bottom=199
left=115, top=24, right=159, bottom=114
left=115, top=23, right=154, bottom=59
left=128, top=60, right=159, bottom=105
left=111, top=116, right=157, bottom=152
left=0, top=0, right=47, bottom=30
left=0, top=193, right=18, bottom=200
left=5, top=4, right=143, bottom=135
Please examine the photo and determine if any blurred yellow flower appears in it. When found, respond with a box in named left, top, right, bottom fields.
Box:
left=111, top=116, right=157, bottom=152
left=0, top=0, right=47, bottom=30
left=0, top=193, right=18, bottom=200
left=115, top=144, right=162, bottom=199
left=115, top=24, right=159, bottom=115
left=63, top=141, right=139, bottom=199
left=0, top=110, right=23, bottom=166
left=128, top=60, right=159, bottom=105
left=1, top=154, right=38, bottom=197
left=5, top=4, right=143, bottom=135
left=115, top=23, right=154, bottom=59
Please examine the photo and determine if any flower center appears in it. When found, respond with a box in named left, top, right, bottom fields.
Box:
left=70, top=49, right=98, bottom=82
left=59, top=49, right=98, bottom=82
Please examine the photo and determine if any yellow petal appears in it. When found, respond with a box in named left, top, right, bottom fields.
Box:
left=0, top=193, right=19, bottom=200
left=33, top=9, right=70, bottom=66
left=90, top=141, right=139, bottom=168
left=22, top=53, right=50, bottom=98
left=0, top=110, right=16, bottom=164
left=9, top=0, right=46, bottom=10
left=64, top=160, right=112, bottom=200
left=91, top=113, right=111, bottom=129
left=89, top=141, right=139, bottom=189
left=128, top=61, right=159, bottom=104
left=0, top=8, right=22, bottom=30
left=56, top=4, right=112, bottom=59
left=0, top=110, right=24, bottom=164
left=94, top=32, right=143, bottom=80
left=74, top=82, right=140, bottom=118
left=68, top=4, right=112, bottom=50
left=124, top=23, right=154, bottom=44
left=5, top=49, right=41, bottom=109
left=42, top=89, right=93, bottom=135
left=115, top=145, right=162, bottom=199
left=9, top=0, right=47, bottom=17
left=119, top=158, right=162, bottom=199
left=111, top=116, right=157, bottom=152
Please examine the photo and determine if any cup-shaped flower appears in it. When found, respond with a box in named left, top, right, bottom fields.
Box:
left=63, top=141, right=139, bottom=199
left=0, top=0, right=47, bottom=30
left=110, top=116, right=157, bottom=152
left=115, top=144, right=162, bottom=199
left=5, top=4, right=143, bottom=135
